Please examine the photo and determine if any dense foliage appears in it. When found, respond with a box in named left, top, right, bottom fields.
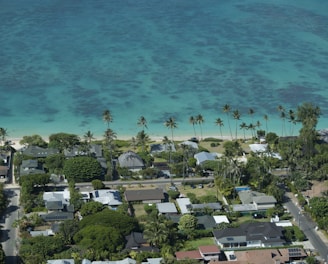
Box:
left=63, top=156, right=103, bottom=182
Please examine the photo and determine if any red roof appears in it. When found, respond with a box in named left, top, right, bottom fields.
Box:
left=175, top=250, right=202, bottom=260
left=199, top=245, right=220, bottom=254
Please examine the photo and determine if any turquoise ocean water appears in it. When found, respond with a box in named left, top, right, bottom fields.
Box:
left=1, top=0, right=328, bottom=140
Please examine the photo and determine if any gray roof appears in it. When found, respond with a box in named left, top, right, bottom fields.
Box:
left=124, top=189, right=164, bottom=202
left=253, top=196, right=277, bottom=204
left=156, top=202, right=178, bottom=214
left=197, top=215, right=217, bottom=229
left=118, top=151, right=144, bottom=169
left=21, top=159, right=38, bottom=168
left=91, top=257, right=136, bottom=264
left=194, top=151, right=216, bottom=165
left=232, top=203, right=257, bottom=212
left=141, top=258, right=163, bottom=264
left=192, top=202, right=221, bottom=211
left=22, top=146, right=60, bottom=158
left=150, top=143, right=176, bottom=153
left=47, top=260, right=74, bottom=264
left=238, top=190, right=266, bottom=204
left=64, top=144, right=103, bottom=158
left=213, top=222, right=284, bottom=244
left=41, top=212, right=74, bottom=222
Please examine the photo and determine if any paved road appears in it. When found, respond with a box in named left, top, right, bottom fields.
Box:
left=1, top=188, right=20, bottom=264
left=284, top=193, right=328, bottom=263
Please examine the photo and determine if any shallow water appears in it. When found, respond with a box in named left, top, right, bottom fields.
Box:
left=1, top=0, right=328, bottom=139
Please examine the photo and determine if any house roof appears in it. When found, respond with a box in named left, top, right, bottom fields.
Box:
left=238, top=190, right=271, bottom=204
left=91, top=258, right=137, bottom=264
left=213, top=222, right=284, bottom=245
left=156, top=202, right=178, bottom=214
left=196, top=215, right=217, bottom=229
left=176, top=198, right=192, bottom=214
left=180, top=141, right=198, bottom=149
left=41, top=212, right=74, bottom=222
left=22, top=146, right=59, bottom=157
left=46, top=201, right=64, bottom=210
left=64, top=144, right=103, bottom=158
left=199, top=245, right=220, bottom=254
left=21, top=159, right=38, bottom=168
left=194, top=151, right=217, bottom=165
left=175, top=250, right=202, bottom=260
left=192, top=202, right=222, bottom=211
left=43, top=189, right=70, bottom=206
left=47, top=259, right=74, bottom=264
left=141, top=258, right=163, bottom=264
left=150, top=143, right=176, bottom=153
left=118, top=151, right=144, bottom=168
left=253, top=195, right=277, bottom=204
left=124, top=189, right=164, bottom=202
left=0, top=166, right=8, bottom=176
left=125, top=232, right=147, bottom=249
left=232, top=203, right=256, bottom=212
left=92, top=189, right=122, bottom=206
left=213, top=215, right=230, bottom=224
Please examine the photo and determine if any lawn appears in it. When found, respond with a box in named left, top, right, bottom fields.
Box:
left=182, top=237, right=216, bottom=251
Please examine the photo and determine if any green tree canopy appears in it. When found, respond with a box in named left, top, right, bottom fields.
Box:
left=19, top=134, right=48, bottom=147
left=178, top=214, right=198, bottom=238
left=44, top=153, right=65, bottom=173
left=48, top=132, right=80, bottom=152
left=74, top=225, right=125, bottom=255
left=63, top=156, right=103, bottom=182
left=80, top=201, right=105, bottom=217
left=79, top=209, right=139, bottom=236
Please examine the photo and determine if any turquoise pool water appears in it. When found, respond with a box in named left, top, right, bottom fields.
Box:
left=1, top=0, right=328, bottom=140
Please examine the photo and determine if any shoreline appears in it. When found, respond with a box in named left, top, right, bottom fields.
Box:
left=7, top=133, right=236, bottom=151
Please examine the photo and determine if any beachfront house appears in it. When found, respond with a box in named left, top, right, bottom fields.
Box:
left=118, top=151, right=145, bottom=171
left=20, top=159, right=45, bottom=176
left=21, top=145, right=60, bottom=158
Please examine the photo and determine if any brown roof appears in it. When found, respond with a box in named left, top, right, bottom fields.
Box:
left=0, top=166, right=8, bottom=176
left=124, top=189, right=164, bottom=202
left=199, top=245, right=220, bottom=254
left=175, top=250, right=202, bottom=260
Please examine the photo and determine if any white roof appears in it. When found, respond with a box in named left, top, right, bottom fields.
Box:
left=194, top=151, right=217, bottom=165
left=213, top=215, right=230, bottom=224
left=43, top=189, right=70, bottom=204
left=176, top=198, right=192, bottom=214
left=249, top=143, right=268, bottom=153
left=92, top=189, right=122, bottom=206
left=180, top=141, right=198, bottom=149
left=156, top=202, right=178, bottom=214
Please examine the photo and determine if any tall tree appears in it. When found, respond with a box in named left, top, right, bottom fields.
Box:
left=0, top=128, right=8, bottom=146
left=102, top=109, right=113, bottom=129
left=215, top=118, right=224, bottom=138
left=297, top=102, right=321, bottom=159
left=103, top=128, right=117, bottom=180
left=189, top=116, right=197, bottom=137
left=136, top=130, right=150, bottom=152
left=232, top=110, right=241, bottom=140
left=164, top=117, right=177, bottom=144
left=248, top=108, right=255, bottom=124
left=222, top=104, right=233, bottom=139
left=239, top=122, right=247, bottom=140
left=137, top=116, right=148, bottom=130
left=277, top=105, right=285, bottom=136
left=263, top=114, right=269, bottom=134
left=196, top=114, right=204, bottom=140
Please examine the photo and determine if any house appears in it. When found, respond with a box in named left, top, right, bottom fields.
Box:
left=175, top=245, right=220, bottom=261
left=43, top=189, right=70, bottom=211
left=41, top=211, right=74, bottom=222
left=213, top=215, right=230, bottom=225
left=209, top=247, right=307, bottom=264
left=180, top=140, right=198, bottom=149
left=118, top=151, right=145, bottom=171
left=64, top=144, right=103, bottom=158
left=0, top=166, right=8, bottom=180
left=194, top=151, right=218, bottom=165
left=124, top=189, right=164, bottom=203
left=81, top=257, right=136, bottom=264
left=150, top=143, right=176, bottom=154
left=212, top=222, right=285, bottom=249
left=176, top=198, right=192, bottom=214
left=156, top=202, right=178, bottom=214
left=20, top=159, right=45, bottom=175
left=141, top=258, right=162, bottom=264
left=237, top=190, right=276, bottom=211
left=197, top=215, right=217, bottom=229
left=191, top=202, right=222, bottom=213
left=47, top=259, right=74, bottom=264
left=90, top=189, right=122, bottom=209
left=21, top=145, right=59, bottom=158
left=124, top=232, right=159, bottom=252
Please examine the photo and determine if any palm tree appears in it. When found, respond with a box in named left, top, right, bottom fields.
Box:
left=137, top=116, right=148, bottom=130
left=83, top=130, right=94, bottom=145
left=189, top=116, right=197, bottom=137
left=277, top=105, right=285, bottom=136
left=222, top=104, right=232, bottom=139
left=263, top=114, right=269, bottom=134
left=248, top=123, right=256, bottom=138
left=288, top=109, right=296, bottom=136
left=232, top=110, right=241, bottom=140
left=248, top=108, right=255, bottom=124
left=239, top=122, right=247, bottom=140
left=196, top=114, right=204, bottom=140
left=103, top=128, right=117, bottom=179
left=136, top=130, right=150, bottom=152
left=0, top=128, right=8, bottom=146
left=143, top=220, right=169, bottom=248
left=102, top=109, right=113, bottom=129
left=215, top=118, right=224, bottom=138
left=164, top=117, right=177, bottom=144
